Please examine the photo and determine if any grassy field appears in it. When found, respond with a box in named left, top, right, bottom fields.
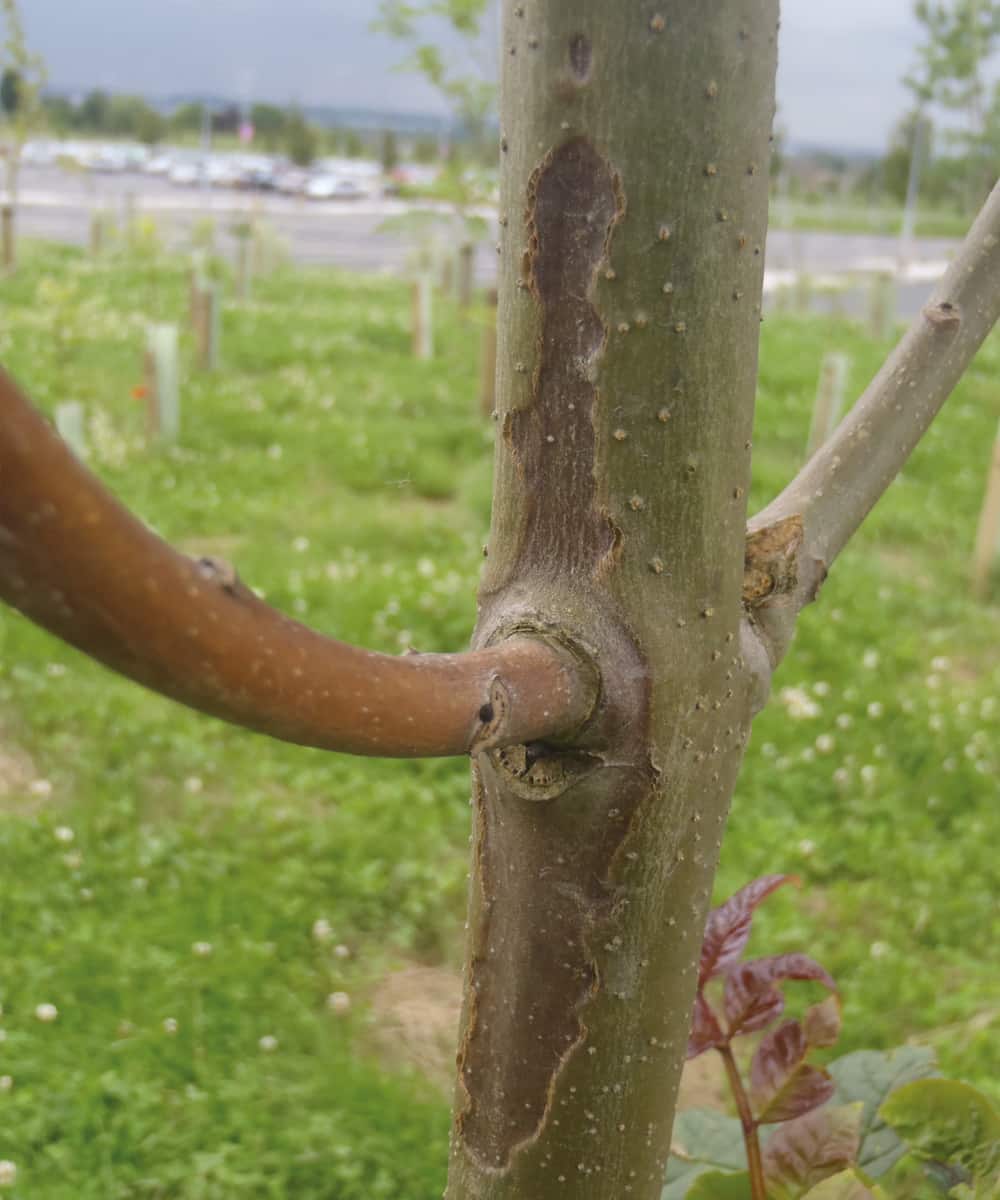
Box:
left=769, top=198, right=971, bottom=239
left=0, top=238, right=997, bottom=1198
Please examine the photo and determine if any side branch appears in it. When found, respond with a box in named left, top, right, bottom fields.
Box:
left=0, top=370, right=597, bottom=757
left=746, top=181, right=1000, bottom=670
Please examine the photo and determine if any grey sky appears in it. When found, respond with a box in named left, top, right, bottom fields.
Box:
left=23, top=0, right=925, bottom=152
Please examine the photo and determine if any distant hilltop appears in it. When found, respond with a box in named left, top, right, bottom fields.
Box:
left=45, top=87, right=460, bottom=138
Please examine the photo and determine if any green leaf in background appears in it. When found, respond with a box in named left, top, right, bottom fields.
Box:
left=686, top=1170, right=754, bottom=1200
left=800, top=1168, right=877, bottom=1200
left=879, top=1080, right=1000, bottom=1190
left=763, top=1103, right=863, bottom=1200
left=828, top=1048, right=939, bottom=1177
left=663, top=1110, right=747, bottom=1200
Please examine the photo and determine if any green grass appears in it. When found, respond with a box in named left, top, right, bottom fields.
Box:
left=770, top=198, right=971, bottom=239
left=0, top=240, right=998, bottom=1197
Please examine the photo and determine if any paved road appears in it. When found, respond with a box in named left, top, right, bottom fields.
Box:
left=13, top=166, right=959, bottom=317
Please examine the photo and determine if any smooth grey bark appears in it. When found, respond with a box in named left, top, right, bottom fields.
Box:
left=448, top=4, right=778, bottom=1197
left=749, top=180, right=1000, bottom=669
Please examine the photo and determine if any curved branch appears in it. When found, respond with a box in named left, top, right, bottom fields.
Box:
left=746, top=180, right=1000, bottom=670
left=0, top=369, right=598, bottom=757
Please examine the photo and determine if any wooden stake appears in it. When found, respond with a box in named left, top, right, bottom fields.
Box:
left=480, top=288, right=498, bottom=419
left=189, top=252, right=207, bottom=327
left=123, top=191, right=137, bottom=251
left=237, top=233, right=252, bottom=303
left=195, top=283, right=220, bottom=372
left=807, top=352, right=850, bottom=459
left=412, top=274, right=433, bottom=361
left=439, top=251, right=454, bottom=299
left=1, top=204, right=14, bottom=271
left=90, top=210, right=105, bottom=257
left=972, top=420, right=1000, bottom=601
left=868, top=272, right=896, bottom=340
left=458, top=242, right=475, bottom=310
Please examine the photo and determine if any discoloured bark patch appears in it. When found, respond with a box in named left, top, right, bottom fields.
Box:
left=455, top=138, right=650, bottom=1172
left=508, top=138, right=624, bottom=582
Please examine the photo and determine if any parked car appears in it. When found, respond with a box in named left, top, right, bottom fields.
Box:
left=304, top=174, right=366, bottom=201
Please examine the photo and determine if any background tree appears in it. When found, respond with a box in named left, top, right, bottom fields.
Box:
left=284, top=106, right=318, bottom=167
left=0, top=4, right=998, bottom=1199
left=381, top=127, right=400, bottom=171
left=250, top=101, right=287, bottom=151
left=907, top=0, right=1000, bottom=207
left=0, top=0, right=45, bottom=268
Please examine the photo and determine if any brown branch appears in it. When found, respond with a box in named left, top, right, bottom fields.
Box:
left=0, top=369, right=598, bottom=757
left=747, top=180, right=1000, bottom=671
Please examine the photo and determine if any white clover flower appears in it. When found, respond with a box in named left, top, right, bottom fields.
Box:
left=779, top=686, right=820, bottom=720
left=0, top=1075, right=12, bottom=1092
left=292, top=537, right=310, bottom=553
left=813, top=681, right=831, bottom=697
left=184, top=776, right=203, bottom=794
left=760, top=742, right=778, bottom=759
left=930, top=656, right=951, bottom=672
left=62, top=853, right=82, bottom=870
left=163, top=1018, right=179, bottom=1035
left=943, top=757, right=957, bottom=773
left=800, top=747, right=816, bottom=763
left=192, top=942, right=213, bottom=958
left=867, top=702, right=884, bottom=719
left=258, top=1035, right=279, bottom=1053
left=34, top=1003, right=58, bottom=1023
left=833, top=768, right=850, bottom=787
left=925, top=674, right=942, bottom=690
left=333, top=944, right=351, bottom=960
left=29, top=779, right=53, bottom=797
left=862, top=649, right=879, bottom=670
left=798, top=839, right=817, bottom=857
left=46, top=662, right=67, bottom=678
left=327, top=991, right=351, bottom=1015
left=79, top=887, right=94, bottom=902
left=312, top=918, right=334, bottom=944
left=131, top=877, right=148, bottom=892
left=836, top=713, right=853, bottom=730
left=869, top=941, right=890, bottom=960
left=0, top=1160, right=16, bottom=1187
left=860, top=765, right=877, bottom=785
left=929, top=714, right=944, bottom=732
left=54, top=826, right=74, bottom=844
left=417, top=557, right=436, bottom=578
left=815, top=734, right=835, bottom=754
left=266, top=443, right=283, bottom=460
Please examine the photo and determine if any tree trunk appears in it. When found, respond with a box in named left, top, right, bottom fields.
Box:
left=448, top=3, right=778, bottom=1197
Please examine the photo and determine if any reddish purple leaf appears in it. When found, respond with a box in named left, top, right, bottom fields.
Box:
left=724, top=977, right=786, bottom=1038
left=763, top=1104, right=864, bottom=1199
left=687, top=992, right=726, bottom=1060
left=698, top=875, right=799, bottom=985
left=724, top=953, right=836, bottom=1037
left=804, top=995, right=842, bottom=1049
left=750, top=1019, right=835, bottom=1123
